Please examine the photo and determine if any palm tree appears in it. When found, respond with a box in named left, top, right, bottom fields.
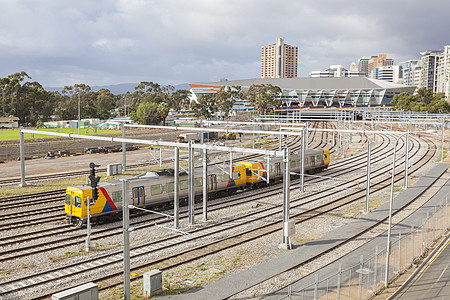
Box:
left=157, top=102, right=170, bottom=126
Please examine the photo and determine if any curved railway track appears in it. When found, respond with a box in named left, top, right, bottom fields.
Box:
left=0, top=131, right=388, bottom=260
left=0, top=128, right=437, bottom=299
left=0, top=121, right=331, bottom=226
left=0, top=122, right=328, bottom=187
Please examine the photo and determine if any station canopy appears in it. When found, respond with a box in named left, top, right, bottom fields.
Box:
left=189, top=77, right=416, bottom=108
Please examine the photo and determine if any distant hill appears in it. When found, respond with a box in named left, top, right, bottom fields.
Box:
left=45, top=83, right=191, bottom=95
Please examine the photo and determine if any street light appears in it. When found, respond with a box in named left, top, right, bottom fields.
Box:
left=78, top=92, right=81, bottom=135
left=384, top=132, right=409, bottom=287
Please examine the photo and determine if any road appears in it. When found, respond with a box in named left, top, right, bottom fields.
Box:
left=394, top=238, right=450, bottom=300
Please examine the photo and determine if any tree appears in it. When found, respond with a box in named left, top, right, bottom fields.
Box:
left=392, top=88, right=450, bottom=113
left=243, top=84, right=282, bottom=115
left=131, top=102, right=161, bottom=125
left=157, top=102, right=170, bottom=125
left=215, top=86, right=241, bottom=119
left=61, top=84, right=93, bottom=120
left=94, top=89, right=115, bottom=119
left=0, top=77, right=10, bottom=117
left=191, top=94, right=216, bottom=119
left=5, top=72, right=31, bottom=122
left=167, top=89, right=191, bottom=111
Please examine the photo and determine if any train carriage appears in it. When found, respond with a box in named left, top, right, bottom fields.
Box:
left=65, top=149, right=329, bottom=227
left=65, top=164, right=247, bottom=226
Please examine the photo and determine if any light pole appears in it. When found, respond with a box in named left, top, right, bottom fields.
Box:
left=122, top=179, right=131, bottom=300
left=2, top=88, right=5, bottom=116
left=78, top=92, right=81, bottom=135
left=384, top=132, right=409, bottom=287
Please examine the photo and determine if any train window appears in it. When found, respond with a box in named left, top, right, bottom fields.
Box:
left=290, top=159, right=297, bottom=167
left=65, top=194, right=71, bottom=205
left=221, top=174, right=230, bottom=182
left=232, top=171, right=240, bottom=180
left=316, top=155, right=322, bottom=161
left=166, top=182, right=174, bottom=192
left=194, top=178, right=202, bottom=187
left=74, top=196, right=82, bottom=208
left=180, top=180, right=188, bottom=190
left=323, top=153, right=328, bottom=161
left=246, top=169, right=252, bottom=176
left=151, top=184, right=163, bottom=195
left=112, top=191, right=122, bottom=203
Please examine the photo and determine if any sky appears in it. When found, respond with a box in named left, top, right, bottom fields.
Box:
left=1, top=0, right=450, bottom=88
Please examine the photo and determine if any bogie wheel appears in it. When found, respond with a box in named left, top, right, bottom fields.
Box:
left=75, top=218, right=84, bottom=228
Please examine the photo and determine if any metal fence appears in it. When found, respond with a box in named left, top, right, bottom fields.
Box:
left=276, top=198, right=449, bottom=300
left=0, top=132, right=180, bottom=160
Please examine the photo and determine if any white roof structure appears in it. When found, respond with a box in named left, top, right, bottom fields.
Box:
left=191, top=77, right=416, bottom=107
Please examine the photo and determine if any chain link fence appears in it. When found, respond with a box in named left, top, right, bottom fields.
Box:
left=276, top=198, right=449, bottom=300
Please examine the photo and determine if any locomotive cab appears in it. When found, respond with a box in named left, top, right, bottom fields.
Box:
left=237, top=161, right=268, bottom=187
left=65, top=186, right=86, bottom=227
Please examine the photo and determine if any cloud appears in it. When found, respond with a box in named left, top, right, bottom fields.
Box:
left=0, top=0, right=449, bottom=87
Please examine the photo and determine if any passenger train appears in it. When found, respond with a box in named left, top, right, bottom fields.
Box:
left=65, top=149, right=330, bottom=227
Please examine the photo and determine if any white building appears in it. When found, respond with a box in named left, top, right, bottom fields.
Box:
left=0, top=117, right=19, bottom=128
left=369, top=65, right=402, bottom=83
left=420, top=49, right=443, bottom=93
left=400, top=60, right=421, bottom=87
left=309, top=65, right=364, bottom=78
left=437, top=45, right=450, bottom=98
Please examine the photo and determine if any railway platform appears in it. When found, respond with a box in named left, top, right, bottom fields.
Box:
left=162, top=163, right=450, bottom=299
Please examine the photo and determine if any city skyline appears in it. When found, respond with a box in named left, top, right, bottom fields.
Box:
left=1, top=0, right=450, bottom=87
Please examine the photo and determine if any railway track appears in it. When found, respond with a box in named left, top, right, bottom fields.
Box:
left=0, top=122, right=331, bottom=232
left=0, top=130, right=436, bottom=299
left=0, top=131, right=322, bottom=240
left=0, top=132, right=376, bottom=261
left=0, top=122, right=327, bottom=187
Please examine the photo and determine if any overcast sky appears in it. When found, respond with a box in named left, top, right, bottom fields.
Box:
left=1, top=0, right=449, bottom=88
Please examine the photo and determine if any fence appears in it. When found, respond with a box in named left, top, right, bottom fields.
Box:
left=0, top=132, right=180, bottom=160
left=276, top=197, right=449, bottom=300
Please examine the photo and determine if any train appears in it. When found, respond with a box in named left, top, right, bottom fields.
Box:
left=65, top=148, right=330, bottom=227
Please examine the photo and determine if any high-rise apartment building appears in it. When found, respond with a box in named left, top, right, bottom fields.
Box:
left=261, top=38, right=298, bottom=78
left=437, top=45, right=450, bottom=98
left=420, top=50, right=443, bottom=93
left=400, top=60, right=421, bottom=86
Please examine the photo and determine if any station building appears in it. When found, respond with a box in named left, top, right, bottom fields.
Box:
left=189, top=77, right=416, bottom=109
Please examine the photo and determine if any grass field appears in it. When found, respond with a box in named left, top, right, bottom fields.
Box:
left=0, top=128, right=121, bottom=141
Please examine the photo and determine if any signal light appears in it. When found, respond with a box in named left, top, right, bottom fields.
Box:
left=92, top=187, right=99, bottom=201
left=89, top=162, right=101, bottom=201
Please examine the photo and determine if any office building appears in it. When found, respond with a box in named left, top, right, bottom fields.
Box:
left=358, top=54, right=394, bottom=77
left=261, top=38, right=298, bottom=78
left=349, top=62, right=358, bottom=72
left=309, top=65, right=364, bottom=78
left=357, top=56, right=372, bottom=77
left=368, top=54, right=394, bottom=78
left=370, top=65, right=402, bottom=83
